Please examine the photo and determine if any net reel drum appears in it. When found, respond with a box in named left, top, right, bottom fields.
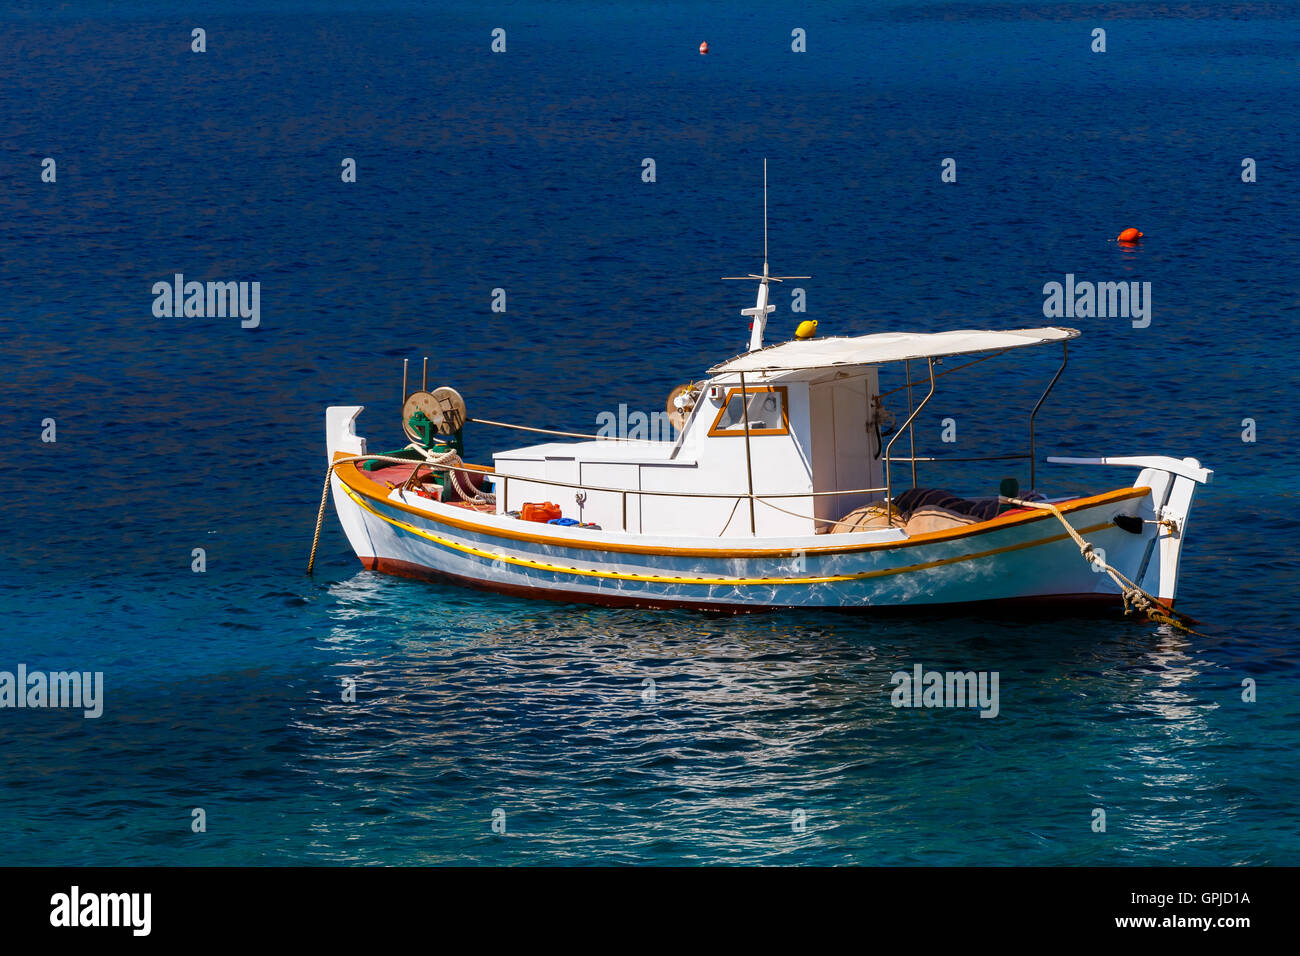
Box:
left=402, top=386, right=467, bottom=452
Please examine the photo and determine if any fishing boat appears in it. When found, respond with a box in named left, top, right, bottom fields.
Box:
left=314, top=183, right=1211, bottom=618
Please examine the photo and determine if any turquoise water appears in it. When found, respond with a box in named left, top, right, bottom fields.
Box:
left=0, top=1, right=1296, bottom=864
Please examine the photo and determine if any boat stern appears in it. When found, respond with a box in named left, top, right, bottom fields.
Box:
left=1048, top=455, right=1213, bottom=606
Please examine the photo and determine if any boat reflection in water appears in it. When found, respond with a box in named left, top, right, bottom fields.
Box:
left=290, top=571, right=1250, bottom=864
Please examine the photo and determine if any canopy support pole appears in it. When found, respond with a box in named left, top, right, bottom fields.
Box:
left=883, top=358, right=936, bottom=526
left=739, top=372, right=757, bottom=535
left=1029, top=342, right=1068, bottom=490
left=905, top=360, right=918, bottom=489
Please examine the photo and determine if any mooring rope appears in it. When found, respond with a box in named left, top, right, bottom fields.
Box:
left=1000, top=496, right=1204, bottom=634
left=307, top=448, right=495, bottom=574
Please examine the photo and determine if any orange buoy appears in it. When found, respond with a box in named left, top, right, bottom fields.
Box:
left=699, top=41, right=709, bottom=55
left=1117, top=227, right=1143, bottom=243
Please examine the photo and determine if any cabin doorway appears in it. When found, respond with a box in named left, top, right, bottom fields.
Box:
left=809, top=373, right=881, bottom=527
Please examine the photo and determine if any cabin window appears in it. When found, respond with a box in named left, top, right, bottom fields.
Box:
left=707, top=385, right=790, bottom=437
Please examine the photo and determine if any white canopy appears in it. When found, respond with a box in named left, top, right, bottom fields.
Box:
left=709, top=327, right=1079, bottom=375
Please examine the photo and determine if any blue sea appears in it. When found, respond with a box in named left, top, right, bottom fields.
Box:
left=0, top=0, right=1296, bottom=865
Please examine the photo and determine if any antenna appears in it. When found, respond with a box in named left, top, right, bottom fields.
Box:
left=721, top=159, right=809, bottom=351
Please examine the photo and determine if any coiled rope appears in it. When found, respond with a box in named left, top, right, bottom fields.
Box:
left=308, top=445, right=494, bottom=574
left=1001, top=496, right=1204, bottom=634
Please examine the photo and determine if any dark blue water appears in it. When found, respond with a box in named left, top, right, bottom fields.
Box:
left=1, top=0, right=1296, bottom=864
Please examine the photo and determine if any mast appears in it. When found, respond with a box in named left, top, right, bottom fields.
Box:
left=722, top=159, right=809, bottom=352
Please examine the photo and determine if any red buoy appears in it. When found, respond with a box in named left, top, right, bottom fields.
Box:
left=1117, top=227, right=1143, bottom=243
left=699, top=41, right=709, bottom=55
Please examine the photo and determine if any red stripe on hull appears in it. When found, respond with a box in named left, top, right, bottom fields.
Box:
left=358, top=555, right=1132, bottom=617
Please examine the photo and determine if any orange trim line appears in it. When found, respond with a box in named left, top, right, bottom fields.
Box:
left=332, top=451, right=1149, bottom=559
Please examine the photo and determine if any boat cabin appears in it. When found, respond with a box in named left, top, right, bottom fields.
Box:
left=490, top=326, right=1077, bottom=539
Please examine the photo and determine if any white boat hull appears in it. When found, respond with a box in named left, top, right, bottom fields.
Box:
left=325, top=407, right=1210, bottom=613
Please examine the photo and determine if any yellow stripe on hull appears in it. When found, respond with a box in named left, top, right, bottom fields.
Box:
left=342, top=483, right=1114, bottom=587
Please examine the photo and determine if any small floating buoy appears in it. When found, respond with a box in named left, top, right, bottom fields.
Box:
left=795, top=320, right=818, bottom=339
left=1117, top=227, right=1143, bottom=243
left=699, top=41, right=709, bottom=55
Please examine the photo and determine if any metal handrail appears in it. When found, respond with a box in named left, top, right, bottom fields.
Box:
left=375, top=457, right=890, bottom=501
left=359, top=455, right=895, bottom=533
left=891, top=454, right=1030, bottom=463
left=467, top=417, right=650, bottom=443
left=1028, top=341, right=1068, bottom=490
left=881, top=357, right=937, bottom=526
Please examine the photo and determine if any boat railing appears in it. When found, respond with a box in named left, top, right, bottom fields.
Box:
left=882, top=356, right=936, bottom=519
left=361, top=456, right=895, bottom=534
left=466, top=418, right=643, bottom=442
left=365, top=448, right=1034, bottom=535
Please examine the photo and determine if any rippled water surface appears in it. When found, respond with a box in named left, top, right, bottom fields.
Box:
left=0, top=0, right=1296, bottom=865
